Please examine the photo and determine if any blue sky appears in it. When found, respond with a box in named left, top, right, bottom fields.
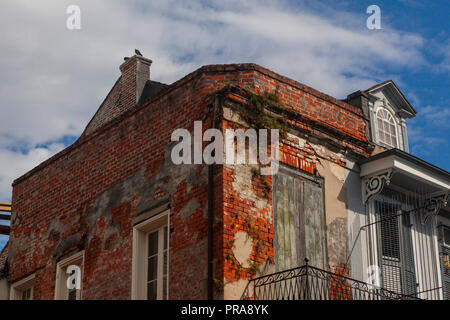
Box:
left=313, top=0, right=450, bottom=167
left=0, top=0, right=449, bottom=250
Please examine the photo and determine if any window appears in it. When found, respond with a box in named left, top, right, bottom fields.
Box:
left=273, top=167, right=326, bottom=271
left=443, top=226, right=450, bottom=247
left=441, top=245, right=450, bottom=300
left=374, top=201, right=416, bottom=296
left=54, top=251, right=84, bottom=300
left=132, top=210, right=169, bottom=300
left=10, top=273, right=35, bottom=300
left=440, top=225, right=450, bottom=300
left=376, top=108, right=398, bottom=148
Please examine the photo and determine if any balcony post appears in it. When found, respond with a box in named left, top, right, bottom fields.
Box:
left=305, top=257, right=310, bottom=300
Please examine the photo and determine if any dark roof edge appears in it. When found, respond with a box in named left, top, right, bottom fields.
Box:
left=357, top=148, right=450, bottom=179
left=365, top=80, right=417, bottom=115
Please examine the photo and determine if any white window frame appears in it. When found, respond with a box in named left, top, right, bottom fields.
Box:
left=374, top=106, right=400, bottom=149
left=10, top=273, right=35, bottom=300
left=54, top=250, right=84, bottom=300
left=131, top=209, right=170, bottom=300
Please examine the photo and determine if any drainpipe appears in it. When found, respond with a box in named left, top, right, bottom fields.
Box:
left=207, top=95, right=220, bottom=300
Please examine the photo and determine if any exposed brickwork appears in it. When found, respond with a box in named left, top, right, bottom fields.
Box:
left=0, top=243, right=8, bottom=278
left=82, top=76, right=123, bottom=137
left=9, top=62, right=372, bottom=300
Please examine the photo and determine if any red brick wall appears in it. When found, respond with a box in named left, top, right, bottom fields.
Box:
left=10, top=63, right=370, bottom=299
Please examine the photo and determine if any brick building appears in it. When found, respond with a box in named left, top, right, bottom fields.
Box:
left=1, top=53, right=449, bottom=300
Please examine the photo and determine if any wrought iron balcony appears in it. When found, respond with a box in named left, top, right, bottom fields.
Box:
left=241, top=262, right=419, bottom=300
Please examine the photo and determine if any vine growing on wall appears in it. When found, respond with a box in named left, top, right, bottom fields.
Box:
left=222, top=88, right=284, bottom=283
left=225, top=215, right=273, bottom=280
left=242, top=89, right=287, bottom=139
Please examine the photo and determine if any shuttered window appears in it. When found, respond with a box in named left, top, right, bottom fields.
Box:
left=441, top=245, right=450, bottom=300
left=274, top=168, right=326, bottom=271
left=375, top=201, right=416, bottom=296
left=440, top=226, right=450, bottom=300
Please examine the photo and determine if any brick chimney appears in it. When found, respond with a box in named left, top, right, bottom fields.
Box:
left=119, top=54, right=152, bottom=107
left=81, top=53, right=153, bottom=137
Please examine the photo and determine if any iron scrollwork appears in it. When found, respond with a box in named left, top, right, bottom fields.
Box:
left=362, top=169, right=393, bottom=204
left=421, top=193, right=449, bottom=225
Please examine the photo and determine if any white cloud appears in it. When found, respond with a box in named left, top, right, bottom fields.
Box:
left=437, top=42, right=450, bottom=72
left=0, top=143, right=64, bottom=200
left=0, top=0, right=431, bottom=199
left=418, top=105, right=450, bottom=127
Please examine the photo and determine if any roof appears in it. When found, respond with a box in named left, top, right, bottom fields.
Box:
left=358, top=148, right=450, bottom=179
left=365, top=80, right=417, bottom=117
left=138, top=80, right=169, bottom=105
left=81, top=78, right=169, bottom=137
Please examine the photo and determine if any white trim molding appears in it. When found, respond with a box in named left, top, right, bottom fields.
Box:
left=359, top=149, right=450, bottom=206
left=54, top=250, right=85, bottom=300
left=360, top=154, right=450, bottom=191
left=131, top=209, right=170, bottom=300
left=10, top=273, right=35, bottom=300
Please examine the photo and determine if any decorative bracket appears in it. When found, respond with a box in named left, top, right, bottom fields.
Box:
left=362, top=169, right=393, bottom=204
left=421, top=193, right=449, bottom=225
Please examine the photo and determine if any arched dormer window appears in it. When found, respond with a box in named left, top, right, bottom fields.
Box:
left=376, top=108, right=398, bottom=148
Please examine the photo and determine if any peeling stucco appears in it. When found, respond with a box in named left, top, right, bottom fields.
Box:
left=230, top=164, right=270, bottom=218
left=232, top=231, right=253, bottom=268
left=316, top=159, right=349, bottom=267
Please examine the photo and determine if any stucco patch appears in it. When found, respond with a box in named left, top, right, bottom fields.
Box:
left=179, top=198, right=200, bottom=221
left=224, top=278, right=249, bottom=300
left=232, top=231, right=253, bottom=268
left=287, top=132, right=306, bottom=148
left=327, top=217, right=348, bottom=267
left=230, top=165, right=269, bottom=212
left=329, top=162, right=345, bottom=182
left=310, top=142, right=345, bottom=163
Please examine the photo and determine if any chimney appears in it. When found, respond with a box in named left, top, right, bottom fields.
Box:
left=81, top=52, right=153, bottom=137
left=119, top=54, right=152, bottom=107
left=345, top=90, right=373, bottom=142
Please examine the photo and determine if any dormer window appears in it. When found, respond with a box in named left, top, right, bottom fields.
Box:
left=376, top=108, right=398, bottom=148
left=345, top=80, right=416, bottom=152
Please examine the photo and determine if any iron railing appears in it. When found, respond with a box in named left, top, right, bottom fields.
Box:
left=241, top=262, right=419, bottom=300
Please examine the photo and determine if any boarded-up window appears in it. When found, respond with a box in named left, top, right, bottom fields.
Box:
left=303, top=182, right=326, bottom=269
left=274, top=168, right=326, bottom=271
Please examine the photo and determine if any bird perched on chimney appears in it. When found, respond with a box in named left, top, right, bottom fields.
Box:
left=135, top=49, right=142, bottom=56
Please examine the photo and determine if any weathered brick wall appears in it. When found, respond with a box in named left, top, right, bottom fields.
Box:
left=10, top=63, right=371, bottom=300
left=10, top=69, right=219, bottom=299
left=217, top=73, right=369, bottom=298
left=82, top=77, right=123, bottom=137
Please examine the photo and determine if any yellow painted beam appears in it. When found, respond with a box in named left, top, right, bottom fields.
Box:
left=0, top=202, right=11, bottom=212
